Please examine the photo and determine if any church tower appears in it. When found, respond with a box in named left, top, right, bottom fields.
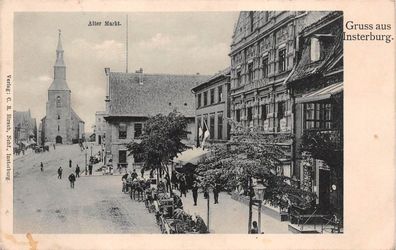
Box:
left=45, top=30, right=73, bottom=144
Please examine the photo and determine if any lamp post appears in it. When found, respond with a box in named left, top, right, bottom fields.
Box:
left=253, top=183, right=265, bottom=234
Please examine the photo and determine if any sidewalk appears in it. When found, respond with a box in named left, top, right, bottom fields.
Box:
left=179, top=190, right=290, bottom=234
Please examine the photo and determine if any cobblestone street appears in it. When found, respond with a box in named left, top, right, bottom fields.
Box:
left=14, top=144, right=160, bottom=234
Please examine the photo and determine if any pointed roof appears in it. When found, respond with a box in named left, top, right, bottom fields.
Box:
left=57, top=29, right=63, bottom=51
left=49, top=30, right=70, bottom=91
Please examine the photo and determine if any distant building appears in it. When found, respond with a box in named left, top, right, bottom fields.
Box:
left=95, top=111, right=107, bottom=145
left=103, top=68, right=209, bottom=169
left=14, top=110, right=36, bottom=145
left=286, top=12, right=343, bottom=222
left=41, top=30, right=84, bottom=144
left=191, top=67, right=231, bottom=145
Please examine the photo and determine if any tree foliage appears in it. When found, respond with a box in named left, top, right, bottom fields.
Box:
left=196, top=124, right=316, bottom=209
left=127, top=112, right=190, bottom=171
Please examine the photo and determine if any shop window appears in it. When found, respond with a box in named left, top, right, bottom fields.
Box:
left=119, top=123, right=127, bottom=139
left=210, top=88, right=215, bottom=104
left=218, top=86, right=223, bottom=102
left=134, top=123, right=143, bottom=138
left=277, top=101, right=285, bottom=132
left=304, top=102, right=333, bottom=130
left=278, top=48, right=286, bottom=73
left=217, top=112, right=223, bottom=140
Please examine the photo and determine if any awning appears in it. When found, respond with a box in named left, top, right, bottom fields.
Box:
left=296, top=82, right=343, bottom=103
left=173, top=147, right=210, bottom=165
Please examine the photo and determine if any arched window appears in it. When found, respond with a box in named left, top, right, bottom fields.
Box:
left=56, top=96, right=61, bottom=107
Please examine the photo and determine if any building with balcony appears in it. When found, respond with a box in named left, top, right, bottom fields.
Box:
left=191, top=68, right=231, bottom=145
left=103, top=68, right=209, bottom=169
left=286, top=11, right=343, bottom=231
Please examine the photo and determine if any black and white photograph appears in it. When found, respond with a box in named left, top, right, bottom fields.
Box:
left=13, top=11, right=344, bottom=235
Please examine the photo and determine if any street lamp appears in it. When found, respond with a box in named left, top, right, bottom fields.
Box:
left=253, top=183, right=265, bottom=234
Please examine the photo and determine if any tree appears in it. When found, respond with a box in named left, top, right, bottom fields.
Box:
left=127, top=111, right=190, bottom=193
left=196, top=123, right=316, bottom=233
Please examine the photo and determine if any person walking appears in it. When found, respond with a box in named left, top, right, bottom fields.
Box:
left=40, top=162, right=44, bottom=172
left=69, top=159, right=72, bottom=168
left=57, top=167, right=63, bottom=179
left=213, top=183, right=220, bottom=204
left=88, top=164, right=93, bottom=175
left=250, top=221, right=259, bottom=234
left=53, top=144, right=56, bottom=150
left=140, top=167, right=144, bottom=178
left=75, top=165, right=80, bottom=178
left=121, top=173, right=129, bottom=193
left=179, top=176, right=187, bottom=198
left=131, top=169, right=138, bottom=180
left=192, top=182, right=199, bottom=206
left=68, top=173, right=76, bottom=189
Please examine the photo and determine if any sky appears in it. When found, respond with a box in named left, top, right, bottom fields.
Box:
left=14, top=12, right=239, bottom=133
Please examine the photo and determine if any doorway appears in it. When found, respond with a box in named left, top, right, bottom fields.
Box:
left=56, top=136, right=62, bottom=144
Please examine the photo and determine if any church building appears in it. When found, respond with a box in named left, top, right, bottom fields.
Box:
left=41, top=31, right=84, bottom=144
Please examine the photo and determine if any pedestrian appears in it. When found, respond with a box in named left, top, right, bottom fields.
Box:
left=140, top=167, right=144, bottom=178
left=192, top=182, right=198, bottom=206
left=171, top=171, right=178, bottom=190
left=69, top=159, right=72, bottom=168
left=68, top=173, right=76, bottom=189
left=53, top=144, right=56, bottom=150
left=121, top=173, right=129, bottom=193
left=213, top=183, right=220, bottom=204
left=75, top=164, right=80, bottom=178
left=88, top=164, right=93, bottom=175
left=179, top=176, right=187, bottom=198
left=250, top=221, right=259, bottom=234
left=57, top=167, right=63, bottom=179
left=40, top=162, right=43, bottom=172
left=131, top=169, right=138, bottom=180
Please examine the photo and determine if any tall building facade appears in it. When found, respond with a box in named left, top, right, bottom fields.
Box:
left=41, top=31, right=84, bottom=144
left=13, top=110, right=37, bottom=145
left=95, top=111, right=107, bottom=145
left=229, top=11, right=331, bottom=182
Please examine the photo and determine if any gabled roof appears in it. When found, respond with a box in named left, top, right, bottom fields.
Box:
left=287, top=12, right=343, bottom=85
left=108, top=72, right=210, bottom=118
left=191, top=67, right=230, bottom=93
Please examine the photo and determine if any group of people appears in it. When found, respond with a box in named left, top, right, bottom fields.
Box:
left=54, top=159, right=81, bottom=189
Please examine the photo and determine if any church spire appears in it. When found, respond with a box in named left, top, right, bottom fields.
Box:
left=55, top=29, right=65, bottom=66
left=49, top=29, right=69, bottom=91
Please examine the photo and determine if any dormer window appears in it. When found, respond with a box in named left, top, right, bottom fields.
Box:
left=311, top=37, right=321, bottom=62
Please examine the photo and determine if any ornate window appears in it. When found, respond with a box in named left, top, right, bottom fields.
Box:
left=262, top=56, right=269, bottom=78
left=278, top=48, right=286, bottom=73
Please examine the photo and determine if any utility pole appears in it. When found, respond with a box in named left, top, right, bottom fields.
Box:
left=125, top=14, right=128, bottom=73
